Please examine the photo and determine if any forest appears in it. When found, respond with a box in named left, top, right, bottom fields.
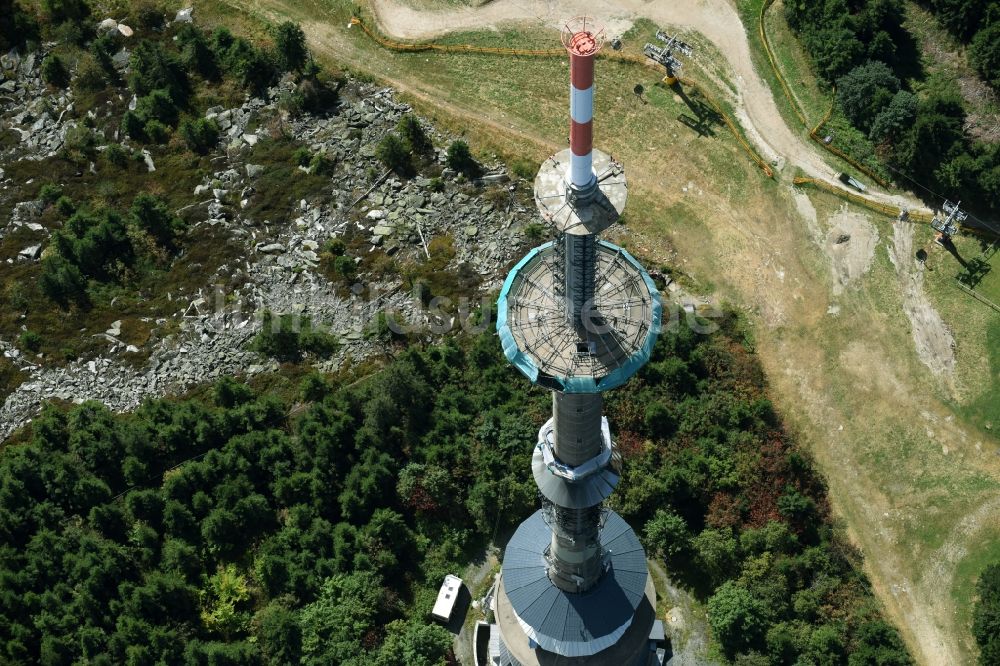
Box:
left=784, top=0, right=1000, bottom=216
left=0, top=311, right=912, bottom=664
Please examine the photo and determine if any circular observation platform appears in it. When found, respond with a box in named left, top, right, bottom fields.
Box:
left=496, top=241, right=662, bottom=393
left=495, top=510, right=655, bottom=664
left=535, top=149, right=627, bottom=236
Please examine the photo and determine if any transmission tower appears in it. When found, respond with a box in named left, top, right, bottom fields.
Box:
left=931, top=200, right=967, bottom=245
left=490, top=16, right=664, bottom=666
left=643, top=30, right=693, bottom=84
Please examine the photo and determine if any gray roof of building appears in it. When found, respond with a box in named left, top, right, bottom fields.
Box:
left=501, top=510, right=649, bottom=653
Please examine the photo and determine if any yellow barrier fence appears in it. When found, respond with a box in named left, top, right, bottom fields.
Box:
left=349, top=16, right=774, bottom=178
left=758, top=0, right=807, bottom=127
left=793, top=176, right=933, bottom=221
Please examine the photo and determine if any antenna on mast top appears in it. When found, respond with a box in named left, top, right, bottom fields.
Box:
left=560, top=16, right=606, bottom=55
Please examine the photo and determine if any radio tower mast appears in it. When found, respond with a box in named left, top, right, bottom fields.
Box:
left=492, top=17, right=663, bottom=666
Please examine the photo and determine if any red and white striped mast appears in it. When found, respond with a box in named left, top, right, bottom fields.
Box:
left=563, top=17, right=603, bottom=198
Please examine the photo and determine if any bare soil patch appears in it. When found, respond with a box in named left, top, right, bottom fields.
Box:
left=887, top=221, right=957, bottom=386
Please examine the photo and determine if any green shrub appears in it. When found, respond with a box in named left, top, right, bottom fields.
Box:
left=333, top=254, right=356, bottom=281
left=128, top=40, right=189, bottom=104
left=213, top=32, right=278, bottom=95
left=970, top=21, right=1000, bottom=88
left=38, top=183, right=63, bottom=205
left=55, top=196, right=76, bottom=216
left=179, top=117, right=219, bottom=154
left=446, top=140, right=479, bottom=178
left=62, top=125, right=98, bottom=160
left=278, top=90, right=305, bottom=117
left=524, top=222, right=545, bottom=240
left=299, top=372, right=330, bottom=402
left=323, top=238, right=346, bottom=257
left=40, top=254, right=88, bottom=308
left=397, top=114, right=431, bottom=155
left=274, top=21, right=308, bottom=73
left=73, top=53, right=107, bottom=92
left=41, top=54, right=70, bottom=88
left=376, top=133, right=412, bottom=176
left=89, top=34, right=118, bottom=78
left=130, top=0, right=165, bottom=32
left=251, top=311, right=338, bottom=362
left=293, top=147, right=312, bottom=167
left=175, top=24, right=219, bottom=81
left=136, top=89, right=179, bottom=127
left=130, top=193, right=182, bottom=248
left=974, top=562, right=1000, bottom=664
left=143, top=119, right=170, bottom=144
left=308, top=152, right=333, bottom=175
left=104, top=143, right=129, bottom=168
left=511, top=158, right=538, bottom=180
left=0, top=0, right=39, bottom=53
left=18, top=330, right=42, bottom=353
left=121, top=111, right=146, bottom=141
left=42, top=0, right=90, bottom=25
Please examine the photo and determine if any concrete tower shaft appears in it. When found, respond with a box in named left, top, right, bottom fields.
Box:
left=547, top=391, right=605, bottom=592
left=552, top=392, right=603, bottom=466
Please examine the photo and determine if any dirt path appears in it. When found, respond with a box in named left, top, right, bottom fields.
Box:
left=887, top=221, right=957, bottom=387
left=368, top=0, right=928, bottom=213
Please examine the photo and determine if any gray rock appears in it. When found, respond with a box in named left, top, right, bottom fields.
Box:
left=174, top=7, right=194, bottom=23
left=18, top=245, right=41, bottom=260
left=112, top=49, right=130, bottom=70
left=258, top=243, right=285, bottom=254
left=480, top=172, right=509, bottom=184
left=246, top=163, right=264, bottom=178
